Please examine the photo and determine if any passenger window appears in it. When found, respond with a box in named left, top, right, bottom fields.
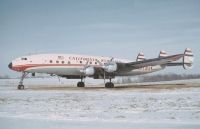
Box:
left=21, top=58, right=27, bottom=60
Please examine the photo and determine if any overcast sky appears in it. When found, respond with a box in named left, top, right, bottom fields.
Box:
left=0, top=0, right=200, bottom=77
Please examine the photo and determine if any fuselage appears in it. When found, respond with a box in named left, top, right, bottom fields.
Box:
left=9, top=54, right=164, bottom=78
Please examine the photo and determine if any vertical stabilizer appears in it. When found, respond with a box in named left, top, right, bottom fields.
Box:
left=159, top=50, right=168, bottom=58
left=136, top=52, right=145, bottom=61
left=183, top=48, right=194, bottom=69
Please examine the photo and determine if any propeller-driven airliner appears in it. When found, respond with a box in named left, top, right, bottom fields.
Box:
left=8, top=48, right=194, bottom=89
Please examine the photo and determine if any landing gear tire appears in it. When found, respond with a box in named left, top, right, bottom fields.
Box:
left=18, top=85, right=24, bottom=90
left=105, top=82, right=114, bottom=88
left=77, top=82, right=85, bottom=87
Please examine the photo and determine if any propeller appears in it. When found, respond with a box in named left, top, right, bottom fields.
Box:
left=96, top=57, right=116, bottom=84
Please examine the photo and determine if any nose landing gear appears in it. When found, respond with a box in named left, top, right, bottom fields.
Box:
left=18, top=72, right=29, bottom=90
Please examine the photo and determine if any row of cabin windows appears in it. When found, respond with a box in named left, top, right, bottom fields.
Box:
left=21, top=58, right=27, bottom=60
left=49, top=60, right=70, bottom=64
left=79, top=61, right=98, bottom=64
left=49, top=60, right=98, bottom=65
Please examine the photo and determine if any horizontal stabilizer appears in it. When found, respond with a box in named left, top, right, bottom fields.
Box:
left=166, top=48, right=194, bottom=69
left=167, top=62, right=183, bottom=66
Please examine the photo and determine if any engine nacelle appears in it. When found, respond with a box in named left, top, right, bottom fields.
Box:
left=81, top=67, right=95, bottom=76
left=104, top=62, right=117, bottom=73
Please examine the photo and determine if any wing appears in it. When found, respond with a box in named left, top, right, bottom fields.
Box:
left=166, top=48, right=194, bottom=69
left=91, top=54, right=184, bottom=75
left=116, top=54, right=184, bottom=72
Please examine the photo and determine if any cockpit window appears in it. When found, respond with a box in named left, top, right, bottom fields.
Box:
left=21, top=58, right=27, bottom=60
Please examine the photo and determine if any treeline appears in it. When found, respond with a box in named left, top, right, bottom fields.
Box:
left=0, top=75, right=10, bottom=79
left=138, top=74, right=200, bottom=82
left=115, top=74, right=200, bottom=84
left=0, top=73, right=50, bottom=79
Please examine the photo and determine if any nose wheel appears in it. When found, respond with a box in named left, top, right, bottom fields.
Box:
left=18, top=85, right=24, bottom=90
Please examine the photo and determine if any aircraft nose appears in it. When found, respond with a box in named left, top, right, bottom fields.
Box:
left=8, top=62, right=12, bottom=69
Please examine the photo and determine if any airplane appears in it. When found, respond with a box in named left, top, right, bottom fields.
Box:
left=8, top=48, right=194, bottom=90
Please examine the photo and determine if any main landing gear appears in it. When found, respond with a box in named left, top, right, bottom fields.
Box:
left=18, top=72, right=29, bottom=90
left=105, top=78, right=114, bottom=88
left=76, top=75, right=115, bottom=88
left=77, top=77, right=85, bottom=87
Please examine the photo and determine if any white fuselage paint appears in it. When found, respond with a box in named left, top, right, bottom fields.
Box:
left=11, top=54, right=164, bottom=77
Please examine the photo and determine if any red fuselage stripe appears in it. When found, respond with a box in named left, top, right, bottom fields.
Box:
left=12, top=64, right=100, bottom=72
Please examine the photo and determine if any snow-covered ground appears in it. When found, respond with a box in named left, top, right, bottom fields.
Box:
left=0, top=78, right=200, bottom=129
